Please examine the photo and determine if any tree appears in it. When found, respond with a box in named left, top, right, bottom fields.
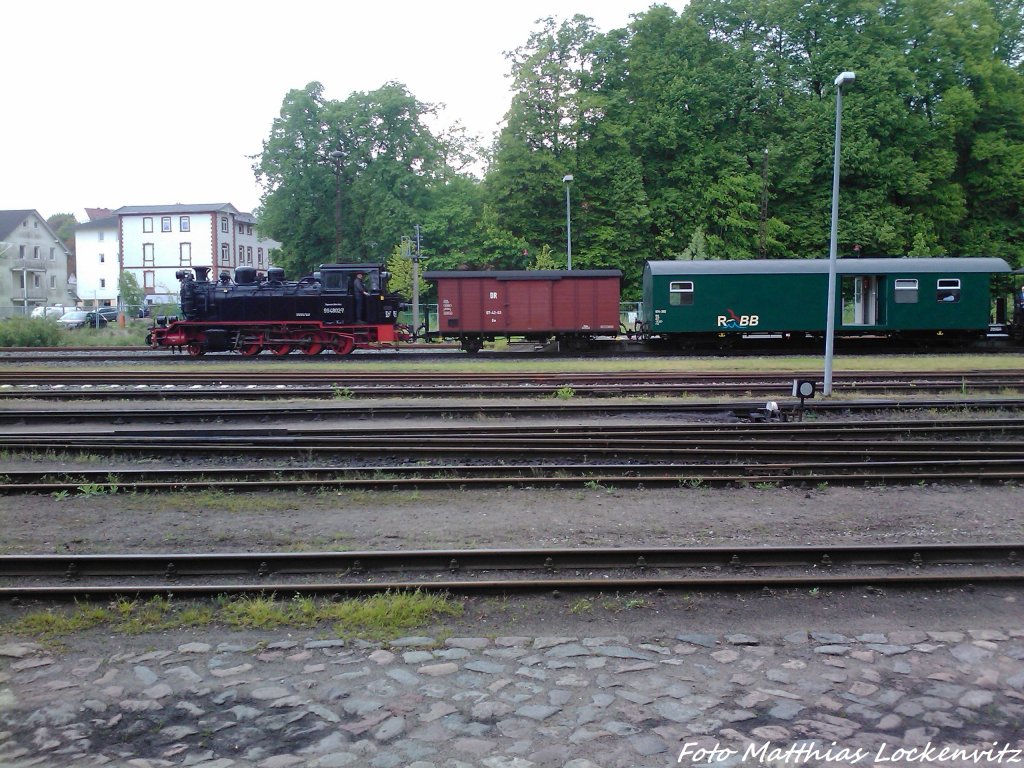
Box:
left=46, top=213, right=77, bottom=255
left=118, top=270, right=144, bottom=311
left=255, top=81, right=479, bottom=276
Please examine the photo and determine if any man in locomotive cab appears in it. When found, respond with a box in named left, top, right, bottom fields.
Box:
left=352, top=271, right=368, bottom=323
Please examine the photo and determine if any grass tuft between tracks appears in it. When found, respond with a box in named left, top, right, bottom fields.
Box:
left=4, top=590, right=463, bottom=643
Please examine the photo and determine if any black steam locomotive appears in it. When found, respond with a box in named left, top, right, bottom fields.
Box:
left=146, top=263, right=407, bottom=356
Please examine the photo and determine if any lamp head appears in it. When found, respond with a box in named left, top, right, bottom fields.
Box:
left=562, top=174, right=573, bottom=183
left=834, top=71, right=856, bottom=87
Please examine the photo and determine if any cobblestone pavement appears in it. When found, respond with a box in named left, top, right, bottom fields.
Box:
left=3, top=626, right=1024, bottom=768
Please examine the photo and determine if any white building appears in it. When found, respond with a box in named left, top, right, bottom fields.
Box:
left=74, top=215, right=119, bottom=307
left=0, top=210, right=74, bottom=317
left=114, top=203, right=279, bottom=306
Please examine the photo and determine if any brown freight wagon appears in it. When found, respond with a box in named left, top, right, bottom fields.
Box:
left=423, top=270, right=622, bottom=353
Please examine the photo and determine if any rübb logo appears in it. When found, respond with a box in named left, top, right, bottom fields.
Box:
left=717, top=309, right=759, bottom=330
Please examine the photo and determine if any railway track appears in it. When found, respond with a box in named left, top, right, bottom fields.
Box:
left=2, top=398, right=1024, bottom=425
left=1, top=369, right=1022, bottom=401
left=2, top=544, right=1020, bottom=599
left=3, top=418, right=1022, bottom=491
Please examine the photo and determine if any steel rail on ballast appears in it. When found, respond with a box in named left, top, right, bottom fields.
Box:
left=1, top=544, right=1021, bottom=599
left=2, top=398, right=1024, bottom=425
left=2, top=459, right=1024, bottom=494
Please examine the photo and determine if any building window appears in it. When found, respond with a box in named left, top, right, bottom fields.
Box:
left=100, top=278, right=106, bottom=288
left=238, top=223, right=244, bottom=234
left=161, top=216, right=172, bottom=232
left=33, top=273, right=41, bottom=288
left=98, top=231, right=105, bottom=242
left=180, top=242, right=192, bottom=266
left=257, top=247, right=264, bottom=267
left=33, top=246, right=40, bottom=259
left=221, top=217, right=228, bottom=233
left=99, top=253, right=105, bottom=263
left=143, top=243, right=155, bottom=267
left=238, top=245, right=244, bottom=262
left=246, top=246, right=253, bottom=264
left=19, top=245, right=24, bottom=259
left=669, top=281, right=695, bottom=306
left=220, top=243, right=230, bottom=265
left=894, top=278, right=918, bottom=304
left=49, top=247, right=55, bottom=260
left=180, top=216, right=190, bottom=232
left=247, top=225, right=253, bottom=235
left=144, top=270, right=155, bottom=289
left=49, top=275, right=56, bottom=289
left=937, top=278, right=961, bottom=303
left=143, top=217, right=153, bottom=233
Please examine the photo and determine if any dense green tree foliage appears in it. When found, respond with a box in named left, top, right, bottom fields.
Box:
left=255, top=0, right=1024, bottom=298
left=254, top=82, right=480, bottom=276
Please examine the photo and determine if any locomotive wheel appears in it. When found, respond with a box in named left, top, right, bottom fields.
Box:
left=239, top=344, right=262, bottom=356
left=332, top=335, right=355, bottom=356
left=186, top=343, right=205, bottom=357
left=271, top=344, right=293, bottom=356
left=298, top=333, right=324, bottom=356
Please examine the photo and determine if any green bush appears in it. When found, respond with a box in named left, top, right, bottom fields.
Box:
left=0, top=317, right=62, bottom=347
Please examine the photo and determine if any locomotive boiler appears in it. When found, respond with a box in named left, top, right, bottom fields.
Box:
left=146, top=262, right=407, bottom=356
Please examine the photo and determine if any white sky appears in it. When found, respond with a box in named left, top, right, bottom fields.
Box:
left=3, top=0, right=676, bottom=221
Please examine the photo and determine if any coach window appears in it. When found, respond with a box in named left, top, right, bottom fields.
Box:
left=668, top=281, right=694, bottom=306
left=894, top=279, right=918, bottom=304
left=936, top=279, right=960, bottom=303
left=161, top=217, right=172, bottom=233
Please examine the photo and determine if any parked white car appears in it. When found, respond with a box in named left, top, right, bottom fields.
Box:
left=30, top=305, right=69, bottom=319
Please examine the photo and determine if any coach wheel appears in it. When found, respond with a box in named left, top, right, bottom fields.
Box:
left=299, top=333, right=324, bottom=356
left=271, top=344, right=293, bottom=356
left=333, top=335, right=356, bottom=356
left=186, top=343, right=204, bottom=357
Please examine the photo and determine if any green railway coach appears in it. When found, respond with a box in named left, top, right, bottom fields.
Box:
left=642, top=258, right=1012, bottom=347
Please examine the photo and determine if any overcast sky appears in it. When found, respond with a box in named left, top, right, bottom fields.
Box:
left=3, top=1, right=677, bottom=221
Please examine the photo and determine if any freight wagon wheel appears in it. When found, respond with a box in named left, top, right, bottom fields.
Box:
left=332, top=335, right=356, bottom=356
left=298, top=333, right=324, bottom=356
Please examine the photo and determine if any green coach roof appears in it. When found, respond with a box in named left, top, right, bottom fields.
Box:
left=646, top=258, right=1011, bottom=276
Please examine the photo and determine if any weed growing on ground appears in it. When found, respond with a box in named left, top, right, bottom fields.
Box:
left=553, top=385, right=575, bottom=400
left=5, top=590, right=461, bottom=642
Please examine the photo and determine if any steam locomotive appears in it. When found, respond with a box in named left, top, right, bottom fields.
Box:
left=146, top=263, right=407, bottom=356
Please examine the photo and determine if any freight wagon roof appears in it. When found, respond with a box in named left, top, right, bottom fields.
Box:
left=423, top=269, right=621, bottom=280
left=646, top=258, right=1011, bottom=275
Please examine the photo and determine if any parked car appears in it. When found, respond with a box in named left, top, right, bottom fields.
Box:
left=57, top=310, right=107, bottom=330
left=30, top=305, right=69, bottom=319
left=95, top=306, right=120, bottom=322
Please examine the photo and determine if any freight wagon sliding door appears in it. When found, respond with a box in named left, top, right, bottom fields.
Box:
left=552, top=278, right=620, bottom=331
left=505, top=279, right=552, bottom=331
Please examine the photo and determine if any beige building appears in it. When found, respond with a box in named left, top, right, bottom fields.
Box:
left=0, top=210, right=75, bottom=318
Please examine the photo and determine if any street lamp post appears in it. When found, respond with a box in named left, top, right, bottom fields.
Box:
left=328, top=150, right=344, bottom=258
left=823, top=71, right=855, bottom=397
left=562, top=174, right=573, bottom=270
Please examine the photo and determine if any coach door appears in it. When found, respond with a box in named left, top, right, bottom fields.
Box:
left=841, top=275, right=883, bottom=327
